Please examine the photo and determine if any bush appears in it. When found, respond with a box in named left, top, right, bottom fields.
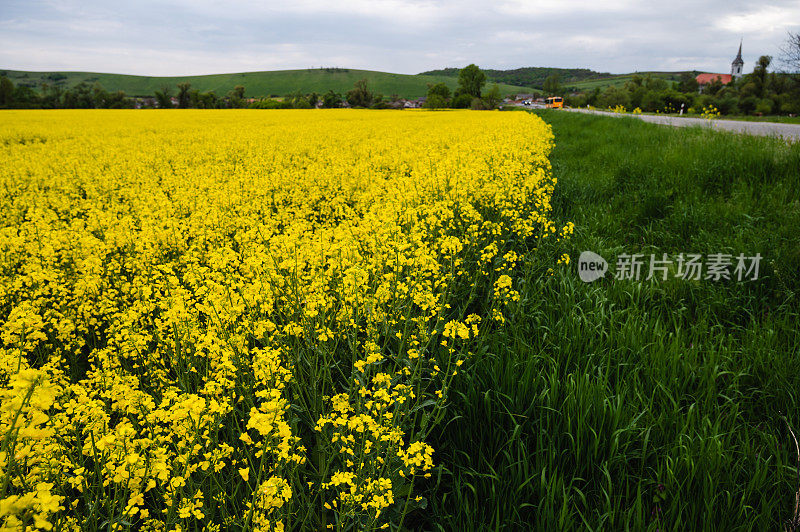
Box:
left=738, top=96, right=758, bottom=114
left=640, top=91, right=664, bottom=112
left=755, top=99, right=773, bottom=115
left=470, top=97, right=489, bottom=110
left=424, top=94, right=448, bottom=110
left=780, top=101, right=800, bottom=114
left=597, top=86, right=630, bottom=110
left=451, top=94, right=472, bottom=109
left=713, top=95, right=739, bottom=115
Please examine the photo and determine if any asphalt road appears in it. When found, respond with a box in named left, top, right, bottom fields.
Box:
left=565, top=108, right=800, bottom=141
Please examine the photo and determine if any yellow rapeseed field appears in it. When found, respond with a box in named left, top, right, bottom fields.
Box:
left=0, top=109, right=570, bottom=531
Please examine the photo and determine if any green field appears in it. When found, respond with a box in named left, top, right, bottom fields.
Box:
left=418, top=110, right=800, bottom=530
left=420, top=66, right=612, bottom=88
left=0, top=68, right=536, bottom=99
left=568, top=71, right=690, bottom=91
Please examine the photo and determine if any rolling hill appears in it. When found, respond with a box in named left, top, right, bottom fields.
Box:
left=0, top=68, right=538, bottom=99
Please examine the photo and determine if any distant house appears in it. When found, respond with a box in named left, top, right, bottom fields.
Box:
left=695, top=73, right=732, bottom=88
left=695, top=42, right=744, bottom=92
left=404, top=97, right=426, bottom=109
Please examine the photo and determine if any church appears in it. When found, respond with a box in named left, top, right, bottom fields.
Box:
left=695, top=42, right=744, bottom=91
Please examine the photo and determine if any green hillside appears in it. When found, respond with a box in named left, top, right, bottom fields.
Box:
left=420, top=67, right=691, bottom=92
left=0, top=68, right=537, bottom=99
left=420, top=66, right=610, bottom=88
left=567, top=71, right=692, bottom=91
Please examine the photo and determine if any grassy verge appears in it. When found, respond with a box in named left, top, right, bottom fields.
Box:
left=420, top=110, right=800, bottom=530
left=645, top=112, right=800, bottom=124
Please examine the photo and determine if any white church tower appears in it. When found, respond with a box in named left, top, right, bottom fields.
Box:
left=731, top=41, right=744, bottom=80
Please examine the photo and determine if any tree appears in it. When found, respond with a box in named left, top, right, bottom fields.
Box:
left=640, top=90, right=665, bottom=112
left=62, top=82, right=95, bottom=108
left=424, top=83, right=451, bottom=109
left=105, top=90, right=129, bottom=109
left=780, top=31, right=800, bottom=72
left=177, top=82, right=192, bottom=108
left=451, top=93, right=472, bottom=108
left=39, top=82, right=64, bottom=109
left=750, top=55, right=772, bottom=97
left=427, top=82, right=452, bottom=101
left=347, top=79, right=373, bottom=107
left=0, top=76, right=14, bottom=107
left=424, top=94, right=447, bottom=109
left=322, top=90, right=342, bottom=108
left=293, top=96, right=312, bottom=109
left=92, top=82, right=109, bottom=108
left=677, top=72, right=699, bottom=93
left=700, top=77, right=724, bottom=96
left=457, top=64, right=486, bottom=98
left=597, top=85, right=630, bottom=109
left=483, top=83, right=502, bottom=109
left=13, top=85, right=38, bottom=108
left=155, top=85, right=173, bottom=108
left=227, top=85, right=246, bottom=107
left=370, top=93, right=386, bottom=109
left=200, top=91, right=219, bottom=108
left=543, top=73, right=561, bottom=96
left=643, top=74, right=668, bottom=91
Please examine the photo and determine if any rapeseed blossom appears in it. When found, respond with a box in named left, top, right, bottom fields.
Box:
left=0, top=109, right=567, bottom=530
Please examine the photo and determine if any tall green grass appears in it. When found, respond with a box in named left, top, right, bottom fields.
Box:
left=419, top=111, right=800, bottom=530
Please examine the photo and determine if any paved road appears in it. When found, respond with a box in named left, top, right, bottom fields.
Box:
left=565, top=108, right=800, bottom=141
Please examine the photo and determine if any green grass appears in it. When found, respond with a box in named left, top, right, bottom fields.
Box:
left=584, top=110, right=800, bottom=125
left=417, top=111, right=800, bottom=530
left=0, top=68, right=536, bottom=99
left=702, top=115, right=800, bottom=125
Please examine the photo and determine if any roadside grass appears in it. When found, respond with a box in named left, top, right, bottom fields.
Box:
left=420, top=110, right=800, bottom=530
left=714, top=115, right=800, bottom=124
left=632, top=112, right=800, bottom=125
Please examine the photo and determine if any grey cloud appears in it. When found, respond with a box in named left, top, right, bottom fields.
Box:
left=0, top=0, right=798, bottom=75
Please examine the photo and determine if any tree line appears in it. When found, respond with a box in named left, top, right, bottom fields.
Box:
left=0, top=65, right=501, bottom=110
left=565, top=34, right=800, bottom=116
left=0, top=78, right=134, bottom=109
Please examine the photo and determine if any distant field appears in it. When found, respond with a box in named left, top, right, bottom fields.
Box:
left=567, top=71, right=689, bottom=91
left=0, top=68, right=536, bottom=99
left=420, top=66, right=611, bottom=88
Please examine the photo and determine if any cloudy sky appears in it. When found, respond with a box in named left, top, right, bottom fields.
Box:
left=1, top=0, right=798, bottom=76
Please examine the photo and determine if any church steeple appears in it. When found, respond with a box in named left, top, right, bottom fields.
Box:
left=731, top=40, right=744, bottom=79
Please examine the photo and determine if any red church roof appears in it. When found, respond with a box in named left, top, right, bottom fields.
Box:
left=695, top=73, right=732, bottom=85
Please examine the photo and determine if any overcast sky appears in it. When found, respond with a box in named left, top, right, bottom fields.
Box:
left=1, top=0, right=798, bottom=76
